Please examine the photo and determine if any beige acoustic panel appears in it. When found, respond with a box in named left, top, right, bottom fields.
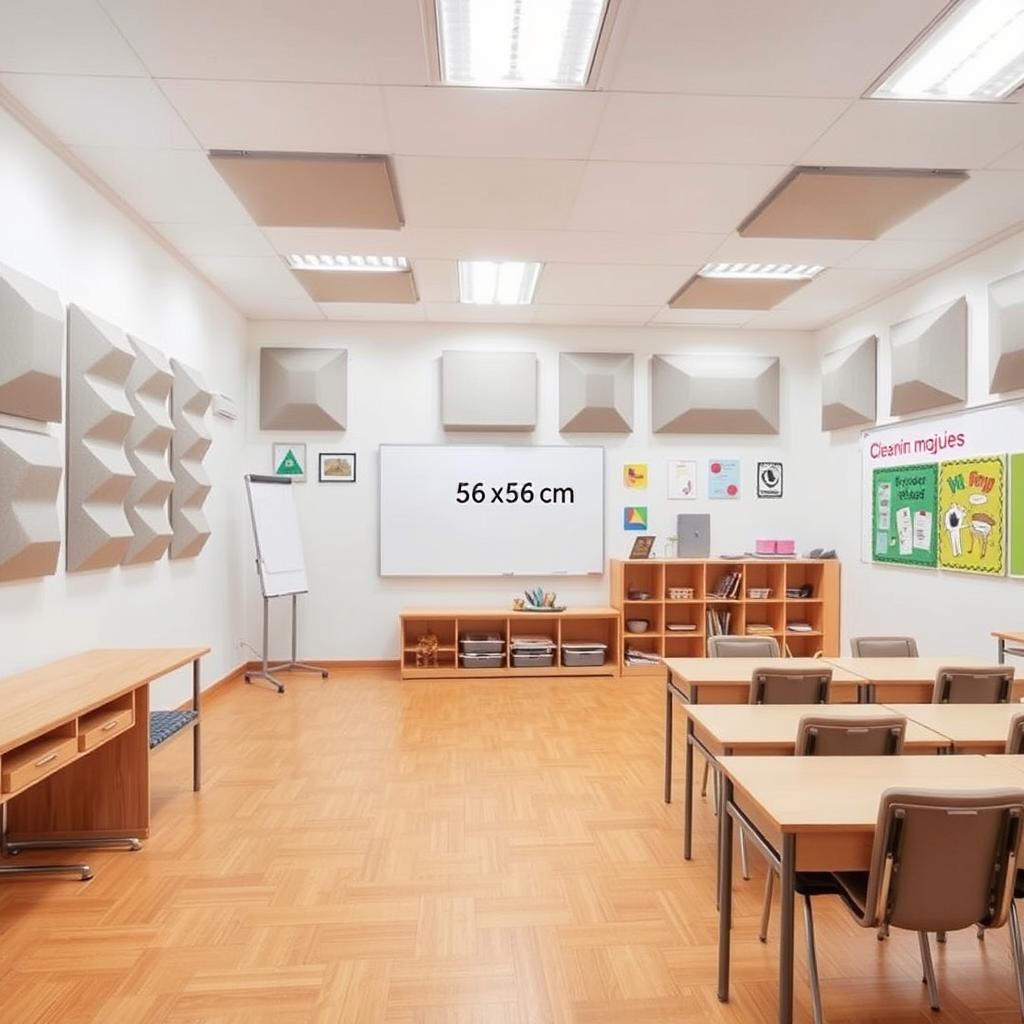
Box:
left=821, top=334, right=877, bottom=430
left=208, top=151, right=402, bottom=228
left=890, top=296, right=967, bottom=416
left=66, top=305, right=135, bottom=572
left=669, top=274, right=809, bottom=310
left=740, top=167, right=968, bottom=240
left=989, top=269, right=1024, bottom=395
left=651, top=353, right=779, bottom=434
left=0, top=426, right=62, bottom=583
left=559, top=352, right=633, bottom=433
left=0, top=262, right=64, bottom=422
left=442, top=350, right=537, bottom=431
left=292, top=269, right=417, bottom=303
left=169, top=359, right=212, bottom=559
left=260, top=347, right=347, bottom=430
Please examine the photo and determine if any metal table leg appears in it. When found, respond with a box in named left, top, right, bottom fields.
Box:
left=999, top=636, right=1007, bottom=665
left=192, top=657, right=202, bottom=792
left=717, top=776, right=734, bottom=1002
left=664, top=674, right=673, bottom=804
left=778, top=832, right=796, bottom=1024
left=684, top=717, right=694, bottom=860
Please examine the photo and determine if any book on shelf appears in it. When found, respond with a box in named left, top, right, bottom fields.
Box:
left=745, top=624, right=774, bottom=635
left=710, top=571, right=742, bottom=599
left=787, top=622, right=813, bottom=633
left=705, top=608, right=732, bottom=636
left=624, top=646, right=661, bottom=665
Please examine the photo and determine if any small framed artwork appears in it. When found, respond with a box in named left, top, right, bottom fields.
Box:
left=757, top=461, right=783, bottom=498
left=624, top=506, right=648, bottom=531
left=708, top=459, right=740, bottom=499
left=319, top=452, right=356, bottom=483
left=628, top=535, right=656, bottom=560
left=667, top=459, right=697, bottom=500
left=272, top=443, right=306, bottom=482
left=624, top=463, right=648, bottom=489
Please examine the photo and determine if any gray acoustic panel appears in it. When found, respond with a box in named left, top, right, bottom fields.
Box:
left=890, top=296, right=967, bottom=416
left=66, top=305, right=135, bottom=572
left=821, top=335, right=877, bottom=430
left=442, top=350, right=537, bottom=431
left=260, top=347, right=347, bottom=430
left=559, top=352, right=634, bottom=433
left=0, top=262, right=64, bottom=422
left=0, top=426, right=62, bottom=582
left=123, top=337, right=174, bottom=564
left=989, top=269, right=1024, bottom=395
left=169, top=358, right=212, bottom=559
left=651, top=354, right=779, bottom=435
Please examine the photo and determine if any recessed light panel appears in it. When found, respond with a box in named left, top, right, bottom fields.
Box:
left=436, top=0, right=608, bottom=88
left=873, top=0, right=1024, bottom=101
left=699, top=263, right=824, bottom=281
left=459, top=261, right=541, bottom=304
left=286, top=254, right=410, bottom=272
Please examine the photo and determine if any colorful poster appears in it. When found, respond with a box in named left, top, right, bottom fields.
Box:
left=623, top=506, right=648, bottom=531
left=667, top=460, right=697, bottom=500
left=938, top=455, right=1005, bottom=575
left=708, top=459, right=740, bottom=499
left=1012, top=453, right=1024, bottom=578
left=272, top=442, right=306, bottom=482
left=623, top=463, right=648, bottom=489
left=872, top=464, right=937, bottom=567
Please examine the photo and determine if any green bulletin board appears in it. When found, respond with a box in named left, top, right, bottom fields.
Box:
left=1011, top=453, right=1024, bottom=577
left=872, top=464, right=938, bottom=567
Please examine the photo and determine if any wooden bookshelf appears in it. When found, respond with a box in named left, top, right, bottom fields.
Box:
left=610, top=558, right=841, bottom=675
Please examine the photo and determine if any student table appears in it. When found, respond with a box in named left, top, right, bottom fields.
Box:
left=822, top=656, right=1005, bottom=703
left=886, top=702, right=1024, bottom=754
left=993, top=631, right=1024, bottom=665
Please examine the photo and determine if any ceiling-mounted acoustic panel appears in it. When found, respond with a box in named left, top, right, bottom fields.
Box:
left=669, top=275, right=809, bottom=310
left=989, top=269, right=1024, bottom=395
left=0, top=426, right=62, bottom=583
left=170, top=359, right=212, bottom=559
left=890, top=296, right=967, bottom=416
left=0, top=262, right=64, bottom=423
left=292, top=269, right=417, bottom=303
left=66, top=305, right=135, bottom=572
left=260, top=347, right=347, bottom=430
left=739, top=167, right=968, bottom=240
left=821, top=335, right=877, bottom=430
left=559, top=352, right=633, bottom=433
left=651, top=354, right=779, bottom=435
left=442, top=350, right=537, bottom=431
left=208, top=151, right=402, bottom=228
left=123, top=337, right=174, bottom=565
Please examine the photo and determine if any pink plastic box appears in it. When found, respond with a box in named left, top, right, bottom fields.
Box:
left=775, top=539, right=796, bottom=555
left=755, top=539, right=776, bottom=554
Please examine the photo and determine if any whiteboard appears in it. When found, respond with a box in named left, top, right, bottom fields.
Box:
left=245, top=475, right=308, bottom=597
left=379, top=445, right=605, bottom=576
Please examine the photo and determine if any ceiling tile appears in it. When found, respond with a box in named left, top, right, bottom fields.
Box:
left=320, top=302, right=426, bottom=321
left=411, top=259, right=458, bottom=303
left=190, top=255, right=312, bottom=306
left=649, top=308, right=753, bottom=327
left=707, top=235, right=868, bottom=266
left=536, top=263, right=693, bottom=306
left=423, top=302, right=536, bottom=323
left=239, top=297, right=325, bottom=320
left=532, top=305, right=659, bottom=325
left=159, top=80, right=390, bottom=153
left=744, top=310, right=833, bottom=330
left=838, top=238, right=969, bottom=271
left=592, top=94, right=849, bottom=165
left=384, top=87, right=607, bottom=160
left=772, top=267, right=915, bottom=317
left=156, top=222, right=277, bottom=258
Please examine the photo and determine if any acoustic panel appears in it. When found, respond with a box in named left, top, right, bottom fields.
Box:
left=170, top=358, right=212, bottom=559
left=66, top=305, right=135, bottom=572
left=442, top=350, right=537, bottom=431
left=890, top=297, right=967, bottom=416
left=989, top=269, right=1024, bottom=395
left=292, top=269, right=417, bottom=303
left=669, top=275, right=809, bottom=310
left=821, top=335, right=877, bottom=430
left=0, top=426, right=62, bottom=583
left=559, top=352, right=633, bottom=433
left=123, top=337, right=174, bottom=565
left=0, top=262, right=64, bottom=422
left=651, top=354, right=779, bottom=435
left=260, top=347, right=348, bottom=430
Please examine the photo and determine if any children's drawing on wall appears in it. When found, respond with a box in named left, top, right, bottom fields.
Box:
left=667, top=460, right=697, bottom=500
left=872, top=464, right=937, bottom=567
left=623, top=506, right=648, bottom=531
left=1011, top=453, right=1024, bottom=578
left=623, top=463, right=648, bottom=489
left=938, top=456, right=1005, bottom=574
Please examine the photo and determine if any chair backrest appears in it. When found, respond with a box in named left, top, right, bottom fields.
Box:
left=707, top=636, right=779, bottom=658
left=749, top=667, right=832, bottom=705
left=849, top=636, right=918, bottom=657
left=796, top=715, right=907, bottom=756
left=859, top=787, right=1024, bottom=933
left=1006, top=712, right=1024, bottom=755
left=932, top=665, right=1015, bottom=704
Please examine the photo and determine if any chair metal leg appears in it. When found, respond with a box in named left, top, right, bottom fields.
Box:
left=803, top=894, right=824, bottom=1024
left=918, top=931, right=940, bottom=1011
left=738, top=827, right=750, bottom=881
left=977, top=925, right=986, bottom=942
left=701, top=759, right=710, bottom=799
left=936, top=930, right=947, bottom=944
left=6, top=836, right=140, bottom=853
left=1009, top=902, right=1024, bottom=1021
left=877, top=922, right=889, bottom=941
left=759, top=868, right=775, bottom=943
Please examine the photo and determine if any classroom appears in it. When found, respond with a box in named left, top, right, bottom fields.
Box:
left=3, top=2, right=1024, bottom=1022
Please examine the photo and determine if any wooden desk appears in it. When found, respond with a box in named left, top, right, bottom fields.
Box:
left=823, top=656, right=1008, bottom=703
left=715, top=754, right=1024, bottom=1024
left=1, top=648, right=207, bottom=851
left=886, top=702, right=1024, bottom=754
left=994, top=631, right=1024, bottom=664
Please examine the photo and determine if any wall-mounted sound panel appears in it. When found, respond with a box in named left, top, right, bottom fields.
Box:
left=0, top=262, right=64, bottom=423
left=442, top=350, right=537, bottom=431
left=890, top=296, right=967, bottom=416
left=989, top=269, right=1024, bottom=395
left=66, top=305, right=135, bottom=572
left=821, top=335, right=877, bottom=430
left=260, top=347, right=347, bottom=430
left=0, top=426, right=62, bottom=583
left=170, top=358, right=212, bottom=559
left=651, top=354, right=779, bottom=434
left=559, top=352, right=633, bottom=433
left=123, top=337, right=174, bottom=565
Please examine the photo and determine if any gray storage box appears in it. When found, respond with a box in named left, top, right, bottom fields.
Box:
left=512, top=651, right=555, bottom=668
left=460, top=651, right=505, bottom=668
left=460, top=632, right=504, bottom=654
left=562, top=648, right=607, bottom=667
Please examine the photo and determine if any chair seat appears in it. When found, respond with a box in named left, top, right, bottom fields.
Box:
left=149, top=709, right=198, bottom=749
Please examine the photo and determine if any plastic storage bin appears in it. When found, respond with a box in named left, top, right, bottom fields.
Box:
left=511, top=651, right=555, bottom=668
left=561, top=643, right=607, bottom=667
left=460, top=651, right=505, bottom=668
left=460, top=632, right=504, bottom=654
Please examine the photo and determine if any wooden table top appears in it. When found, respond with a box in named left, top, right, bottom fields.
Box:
left=885, top=703, right=1024, bottom=749
left=664, top=657, right=862, bottom=685
left=994, top=631, right=1024, bottom=644
left=0, top=648, right=208, bottom=753
left=717, top=754, right=1024, bottom=833
left=823, top=656, right=996, bottom=683
left=685, top=703, right=950, bottom=753
left=401, top=607, right=619, bottom=618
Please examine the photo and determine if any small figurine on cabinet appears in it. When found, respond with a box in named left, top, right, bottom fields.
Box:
left=415, top=632, right=440, bottom=667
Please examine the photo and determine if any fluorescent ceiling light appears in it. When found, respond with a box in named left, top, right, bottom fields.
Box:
left=285, top=254, right=409, bottom=272
left=436, top=0, right=608, bottom=88
left=458, top=261, right=542, bottom=304
left=698, top=263, right=825, bottom=281
left=872, top=0, right=1024, bottom=101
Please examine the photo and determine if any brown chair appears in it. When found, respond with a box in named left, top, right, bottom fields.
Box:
left=932, top=665, right=1015, bottom=704
left=1009, top=713, right=1024, bottom=755
left=849, top=635, right=918, bottom=657
left=799, top=788, right=1024, bottom=1024
left=750, top=667, right=832, bottom=705
left=707, top=635, right=779, bottom=658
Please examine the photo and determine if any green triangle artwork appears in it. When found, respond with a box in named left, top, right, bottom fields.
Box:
left=272, top=442, right=306, bottom=482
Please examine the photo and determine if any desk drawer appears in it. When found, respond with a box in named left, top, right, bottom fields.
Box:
left=78, top=703, right=135, bottom=752
left=1, top=733, right=78, bottom=795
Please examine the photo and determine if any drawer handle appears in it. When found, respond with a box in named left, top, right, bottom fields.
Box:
left=34, top=752, right=59, bottom=768
left=101, top=719, right=121, bottom=732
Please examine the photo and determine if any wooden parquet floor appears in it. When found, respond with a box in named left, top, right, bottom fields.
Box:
left=1, top=669, right=1023, bottom=1023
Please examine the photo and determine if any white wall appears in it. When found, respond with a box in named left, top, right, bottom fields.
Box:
left=818, top=230, right=1024, bottom=658
left=245, top=321, right=831, bottom=660
left=0, top=104, right=249, bottom=706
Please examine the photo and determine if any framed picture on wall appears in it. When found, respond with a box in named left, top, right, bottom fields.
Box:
left=272, top=443, right=306, bottom=482
left=319, top=452, right=356, bottom=483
